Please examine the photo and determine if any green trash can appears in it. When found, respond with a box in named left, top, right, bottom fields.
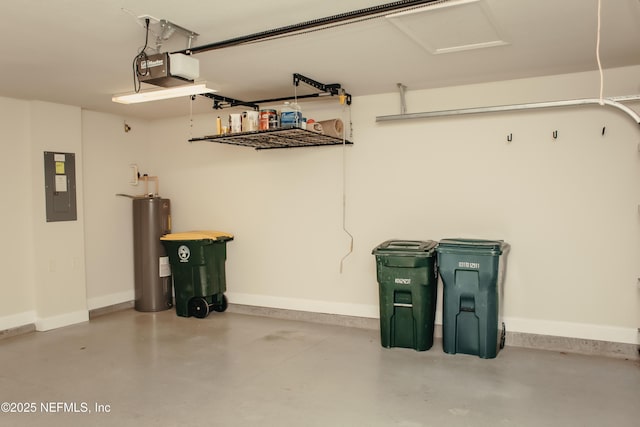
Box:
left=436, top=238, right=510, bottom=359
left=372, top=240, right=438, bottom=351
left=161, top=231, right=234, bottom=318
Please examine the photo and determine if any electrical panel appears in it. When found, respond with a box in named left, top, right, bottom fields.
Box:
left=43, top=151, right=77, bottom=222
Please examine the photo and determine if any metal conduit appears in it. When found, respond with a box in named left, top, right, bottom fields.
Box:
left=173, top=0, right=441, bottom=55
left=375, top=95, right=640, bottom=125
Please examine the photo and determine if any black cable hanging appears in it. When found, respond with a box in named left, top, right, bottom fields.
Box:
left=132, top=18, right=151, bottom=93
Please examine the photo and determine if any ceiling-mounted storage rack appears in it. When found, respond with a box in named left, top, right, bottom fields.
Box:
left=189, top=128, right=352, bottom=150
left=190, top=73, right=353, bottom=149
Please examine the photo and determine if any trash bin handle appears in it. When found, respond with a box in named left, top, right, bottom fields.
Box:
left=379, top=240, right=433, bottom=251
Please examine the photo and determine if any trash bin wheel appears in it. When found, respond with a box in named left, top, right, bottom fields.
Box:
left=188, top=297, right=210, bottom=319
left=212, top=294, right=228, bottom=313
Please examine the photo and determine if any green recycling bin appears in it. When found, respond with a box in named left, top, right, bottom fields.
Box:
left=372, top=240, right=438, bottom=351
left=161, top=231, right=234, bottom=319
left=436, top=238, right=510, bottom=359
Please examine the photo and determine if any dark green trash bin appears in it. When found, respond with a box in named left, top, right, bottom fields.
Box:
left=372, top=240, right=438, bottom=351
left=436, top=238, right=509, bottom=359
left=161, top=231, right=234, bottom=318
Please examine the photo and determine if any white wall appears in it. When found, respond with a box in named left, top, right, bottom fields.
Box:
left=29, top=101, right=88, bottom=330
left=81, top=111, right=149, bottom=309
left=352, top=70, right=640, bottom=343
left=0, top=97, right=36, bottom=328
left=142, top=66, right=640, bottom=344
left=4, top=65, right=637, bottom=344
left=0, top=99, right=88, bottom=331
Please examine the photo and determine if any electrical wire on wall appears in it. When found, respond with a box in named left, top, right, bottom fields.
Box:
left=339, top=91, right=354, bottom=274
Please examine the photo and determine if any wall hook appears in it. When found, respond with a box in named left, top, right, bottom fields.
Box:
left=507, top=133, right=512, bottom=142
left=602, top=126, right=606, bottom=136
left=553, top=130, right=558, bottom=139
left=124, top=121, right=131, bottom=133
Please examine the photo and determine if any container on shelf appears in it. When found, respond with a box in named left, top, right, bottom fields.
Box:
left=242, top=110, right=259, bottom=132
left=259, top=109, right=278, bottom=130
left=229, top=113, right=242, bottom=133
left=280, top=102, right=302, bottom=128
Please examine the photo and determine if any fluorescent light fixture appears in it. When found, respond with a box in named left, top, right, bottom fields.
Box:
left=112, top=83, right=216, bottom=104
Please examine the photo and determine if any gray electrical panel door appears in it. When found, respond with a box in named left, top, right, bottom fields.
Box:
left=44, top=151, right=77, bottom=222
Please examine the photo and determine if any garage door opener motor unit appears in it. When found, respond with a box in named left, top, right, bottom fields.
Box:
left=136, top=53, right=200, bottom=87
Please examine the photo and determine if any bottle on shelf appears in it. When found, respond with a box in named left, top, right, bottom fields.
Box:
left=280, top=102, right=302, bottom=128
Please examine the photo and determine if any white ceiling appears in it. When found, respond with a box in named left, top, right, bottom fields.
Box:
left=1, top=0, right=639, bottom=120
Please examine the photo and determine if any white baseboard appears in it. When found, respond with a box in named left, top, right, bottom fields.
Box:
left=0, top=311, right=36, bottom=330
left=225, top=292, right=639, bottom=345
left=4, top=289, right=133, bottom=332
left=6, top=292, right=637, bottom=345
left=87, top=290, right=134, bottom=310
left=35, top=310, right=89, bottom=331
left=225, top=292, right=379, bottom=319
left=503, top=316, right=639, bottom=345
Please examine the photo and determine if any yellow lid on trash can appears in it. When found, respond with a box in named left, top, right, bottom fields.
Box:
left=160, top=230, right=234, bottom=241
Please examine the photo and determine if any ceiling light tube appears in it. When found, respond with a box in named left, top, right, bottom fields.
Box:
left=112, top=83, right=216, bottom=104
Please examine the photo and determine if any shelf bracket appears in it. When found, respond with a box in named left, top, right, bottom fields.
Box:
left=293, top=73, right=352, bottom=105
left=203, top=93, right=259, bottom=110
left=200, top=73, right=352, bottom=110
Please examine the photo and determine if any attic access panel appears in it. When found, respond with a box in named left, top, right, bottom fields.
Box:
left=386, top=0, right=508, bottom=54
left=189, top=128, right=352, bottom=150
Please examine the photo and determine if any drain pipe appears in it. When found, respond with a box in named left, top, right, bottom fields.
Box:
left=173, top=0, right=441, bottom=55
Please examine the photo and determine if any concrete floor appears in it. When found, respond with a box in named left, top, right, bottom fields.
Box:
left=0, top=309, right=638, bottom=427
